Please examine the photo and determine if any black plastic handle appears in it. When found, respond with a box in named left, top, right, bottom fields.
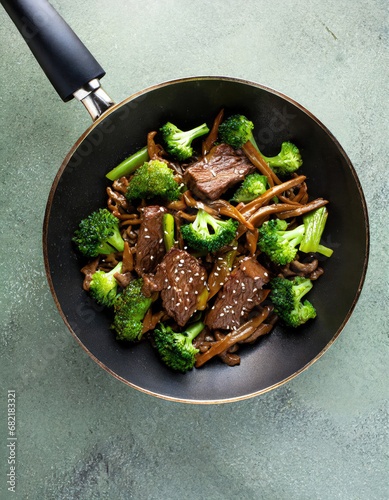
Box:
left=0, top=0, right=105, bottom=101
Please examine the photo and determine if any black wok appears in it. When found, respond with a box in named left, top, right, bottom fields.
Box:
left=2, top=0, right=369, bottom=403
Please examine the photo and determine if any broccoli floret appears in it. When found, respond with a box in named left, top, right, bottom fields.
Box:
left=258, top=219, right=305, bottom=266
left=261, top=142, right=302, bottom=175
left=299, top=207, right=333, bottom=257
left=160, top=122, right=209, bottom=160
left=269, top=276, right=316, bottom=327
left=112, top=279, right=153, bottom=342
left=218, top=115, right=302, bottom=175
left=89, top=262, right=122, bottom=307
left=180, top=209, right=239, bottom=252
left=125, top=160, right=181, bottom=202
left=231, top=173, right=268, bottom=203
left=73, top=208, right=125, bottom=258
left=153, top=321, right=204, bottom=372
left=218, top=114, right=254, bottom=149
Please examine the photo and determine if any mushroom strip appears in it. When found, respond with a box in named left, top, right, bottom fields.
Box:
left=239, top=175, right=307, bottom=218
left=202, top=108, right=224, bottom=156
left=248, top=202, right=303, bottom=227
left=182, top=190, right=219, bottom=216
left=242, top=140, right=282, bottom=186
left=195, top=305, right=273, bottom=367
left=122, top=241, right=134, bottom=273
left=277, top=199, right=329, bottom=219
left=208, top=199, right=254, bottom=230
left=147, top=131, right=165, bottom=160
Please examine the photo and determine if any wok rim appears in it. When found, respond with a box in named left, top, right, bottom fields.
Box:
left=42, top=75, right=370, bottom=404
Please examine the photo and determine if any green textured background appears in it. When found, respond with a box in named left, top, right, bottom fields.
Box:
left=0, top=0, right=387, bottom=498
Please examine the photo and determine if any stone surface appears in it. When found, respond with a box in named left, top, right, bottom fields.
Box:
left=0, top=0, right=387, bottom=499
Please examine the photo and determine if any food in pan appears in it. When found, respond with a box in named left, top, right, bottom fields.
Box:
left=73, top=111, right=333, bottom=373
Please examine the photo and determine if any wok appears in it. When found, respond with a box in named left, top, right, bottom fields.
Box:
left=2, top=0, right=369, bottom=403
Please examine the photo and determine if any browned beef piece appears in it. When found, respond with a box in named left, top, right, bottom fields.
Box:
left=205, top=258, right=271, bottom=330
left=135, top=206, right=168, bottom=276
left=183, top=143, right=256, bottom=200
left=142, top=248, right=207, bottom=326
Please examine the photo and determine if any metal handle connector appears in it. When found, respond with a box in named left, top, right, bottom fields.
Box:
left=73, top=79, right=115, bottom=121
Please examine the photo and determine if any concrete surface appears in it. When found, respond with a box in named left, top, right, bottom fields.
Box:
left=0, top=0, right=387, bottom=498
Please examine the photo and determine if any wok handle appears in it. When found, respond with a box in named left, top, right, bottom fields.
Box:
left=0, top=0, right=106, bottom=103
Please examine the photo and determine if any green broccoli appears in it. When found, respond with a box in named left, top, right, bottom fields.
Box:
left=231, top=173, right=268, bottom=203
left=112, top=279, right=153, bottom=342
left=180, top=209, right=239, bottom=252
left=163, top=213, right=175, bottom=252
left=261, top=142, right=303, bottom=175
left=160, top=121, right=210, bottom=160
left=218, top=114, right=254, bottom=149
left=269, top=276, right=316, bottom=327
left=258, top=219, right=305, bottom=266
left=299, top=207, right=333, bottom=257
left=125, top=160, right=181, bottom=202
left=89, top=262, right=122, bottom=307
left=153, top=321, right=204, bottom=372
left=73, top=208, right=125, bottom=258
left=218, top=114, right=302, bottom=175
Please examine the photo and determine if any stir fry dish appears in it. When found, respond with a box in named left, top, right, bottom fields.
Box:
left=73, top=111, right=333, bottom=373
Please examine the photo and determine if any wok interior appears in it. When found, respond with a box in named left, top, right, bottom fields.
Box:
left=45, top=79, right=368, bottom=402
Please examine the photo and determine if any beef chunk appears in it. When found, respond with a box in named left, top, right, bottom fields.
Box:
left=135, top=206, right=168, bottom=276
left=142, top=248, right=207, bottom=326
left=205, top=258, right=270, bottom=330
left=183, top=143, right=256, bottom=200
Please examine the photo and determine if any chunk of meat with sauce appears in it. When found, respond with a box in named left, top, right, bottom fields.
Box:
left=142, top=248, right=207, bottom=326
left=183, top=143, right=256, bottom=200
left=135, top=206, right=168, bottom=276
left=205, top=258, right=271, bottom=330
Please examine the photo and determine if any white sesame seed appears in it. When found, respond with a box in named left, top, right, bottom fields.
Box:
left=220, top=313, right=224, bottom=317
left=150, top=256, right=154, bottom=260
left=145, top=235, right=150, bottom=239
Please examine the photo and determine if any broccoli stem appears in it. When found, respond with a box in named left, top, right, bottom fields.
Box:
left=177, top=123, right=210, bottom=143
left=106, top=146, right=149, bottom=181
left=163, top=213, right=175, bottom=252
left=248, top=132, right=260, bottom=152
left=105, top=226, right=125, bottom=253
left=280, top=225, right=306, bottom=247
left=299, top=207, right=333, bottom=257
left=184, top=321, right=205, bottom=341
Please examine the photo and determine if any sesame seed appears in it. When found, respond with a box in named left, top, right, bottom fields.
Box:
left=220, top=313, right=224, bottom=317
left=145, top=235, right=150, bottom=239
